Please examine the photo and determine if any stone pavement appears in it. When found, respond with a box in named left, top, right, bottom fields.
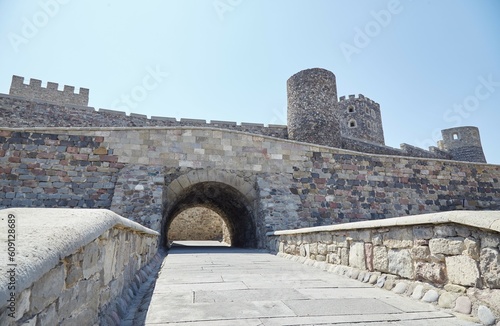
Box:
left=144, top=241, right=479, bottom=326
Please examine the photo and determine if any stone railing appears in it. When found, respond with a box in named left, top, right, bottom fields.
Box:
left=0, top=208, right=160, bottom=325
left=267, top=211, right=500, bottom=325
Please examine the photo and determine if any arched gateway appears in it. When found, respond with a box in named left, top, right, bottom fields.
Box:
left=161, top=169, right=263, bottom=248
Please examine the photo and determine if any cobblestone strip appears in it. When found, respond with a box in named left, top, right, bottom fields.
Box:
left=102, top=249, right=167, bottom=326
left=124, top=249, right=167, bottom=326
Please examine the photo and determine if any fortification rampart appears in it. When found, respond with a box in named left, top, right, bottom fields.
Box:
left=0, top=92, right=456, bottom=162
left=1, top=126, right=499, bottom=242
left=267, top=211, right=500, bottom=324
left=2, top=70, right=490, bottom=164
left=9, top=76, right=89, bottom=106
left=0, top=208, right=160, bottom=325
left=0, top=93, right=288, bottom=139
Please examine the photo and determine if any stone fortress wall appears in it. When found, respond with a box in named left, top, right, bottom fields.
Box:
left=0, top=69, right=498, bottom=246
left=1, top=126, right=499, bottom=244
left=0, top=70, right=487, bottom=163
left=9, top=76, right=89, bottom=107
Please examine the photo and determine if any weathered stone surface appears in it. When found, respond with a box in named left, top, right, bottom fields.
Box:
left=463, top=238, right=480, bottom=259
left=444, top=283, right=466, bottom=294
left=434, top=225, right=457, bottom=237
left=31, top=264, right=65, bottom=313
left=392, top=282, right=408, bottom=294
left=480, top=248, right=500, bottom=289
left=478, top=305, right=496, bottom=326
left=365, top=243, right=373, bottom=271
left=454, top=296, right=472, bottom=314
left=422, top=289, right=439, bottom=303
left=388, top=249, right=413, bottom=278
left=438, top=292, right=457, bottom=308
left=411, top=245, right=430, bottom=261
left=415, top=261, right=446, bottom=285
left=429, top=237, right=464, bottom=255
left=413, top=226, right=433, bottom=239
left=376, top=275, right=386, bottom=288
left=349, top=242, right=366, bottom=270
left=318, top=243, right=327, bottom=255
left=411, top=285, right=424, bottom=300
left=368, top=274, right=378, bottom=284
left=168, top=207, right=230, bottom=243
left=482, top=234, right=500, bottom=249
left=383, top=276, right=396, bottom=291
left=373, top=246, right=388, bottom=272
left=383, top=228, right=413, bottom=249
left=467, top=288, right=500, bottom=324
left=0, top=208, right=159, bottom=326
left=446, top=255, right=480, bottom=287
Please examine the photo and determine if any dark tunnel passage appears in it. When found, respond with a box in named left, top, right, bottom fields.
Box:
left=162, top=181, right=257, bottom=248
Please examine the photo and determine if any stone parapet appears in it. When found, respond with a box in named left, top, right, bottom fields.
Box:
left=0, top=94, right=288, bottom=139
left=0, top=208, right=159, bottom=325
left=268, top=211, right=500, bottom=325
left=9, top=76, right=89, bottom=106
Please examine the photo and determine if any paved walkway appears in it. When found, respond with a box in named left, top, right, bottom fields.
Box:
left=144, top=241, right=478, bottom=326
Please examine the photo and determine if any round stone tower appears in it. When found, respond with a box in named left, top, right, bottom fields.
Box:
left=439, top=126, right=486, bottom=163
left=287, top=68, right=342, bottom=148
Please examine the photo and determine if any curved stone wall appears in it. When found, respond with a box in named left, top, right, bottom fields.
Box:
left=268, top=211, right=500, bottom=325
left=167, top=207, right=231, bottom=243
left=287, top=68, right=342, bottom=148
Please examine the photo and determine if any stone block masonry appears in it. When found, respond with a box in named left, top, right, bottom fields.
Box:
left=168, top=207, right=231, bottom=243
left=0, top=208, right=159, bottom=325
left=9, top=76, right=89, bottom=106
left=0, top=130, right=123, bottom=209
left=1, top=126, right=499, bottom=244
left=1, top=69, right=491, bottom=163
left=268, top=211, right=500, bottom=325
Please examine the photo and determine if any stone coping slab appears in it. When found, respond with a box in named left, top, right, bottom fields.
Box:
left=267, top=210, right=500, bottom=236
left=0, top=208, right=159, bottom=304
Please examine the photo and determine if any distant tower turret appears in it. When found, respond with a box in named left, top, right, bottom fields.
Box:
left=337, top=94, right=385, bottom=145
left=287, top=68, right=342, bottom=148
left=439, top=126, right=486, bottom=163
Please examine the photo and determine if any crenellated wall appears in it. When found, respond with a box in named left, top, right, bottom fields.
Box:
left=9, top=76, right=89, bottom=106
left=0, top=93, right=288, bottom=139
left=0, top=91, right=486, bottom=162
left=337, top=94, right=385, bottom=145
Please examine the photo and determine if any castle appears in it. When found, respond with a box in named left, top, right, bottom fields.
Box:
left=3, top=69, right=487, bottom=164
left=1, top=70, right=500, bottom=326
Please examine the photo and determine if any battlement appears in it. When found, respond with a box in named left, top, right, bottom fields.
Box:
left=339, top=94, right=379, bottom=108
left=9, top=75, right=89, bottom=106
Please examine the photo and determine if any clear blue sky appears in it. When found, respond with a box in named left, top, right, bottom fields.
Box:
left=1, top=0, right=499, bottom=164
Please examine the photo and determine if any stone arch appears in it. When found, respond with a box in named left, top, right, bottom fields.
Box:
left=162, top=169, right=260, bottom=248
